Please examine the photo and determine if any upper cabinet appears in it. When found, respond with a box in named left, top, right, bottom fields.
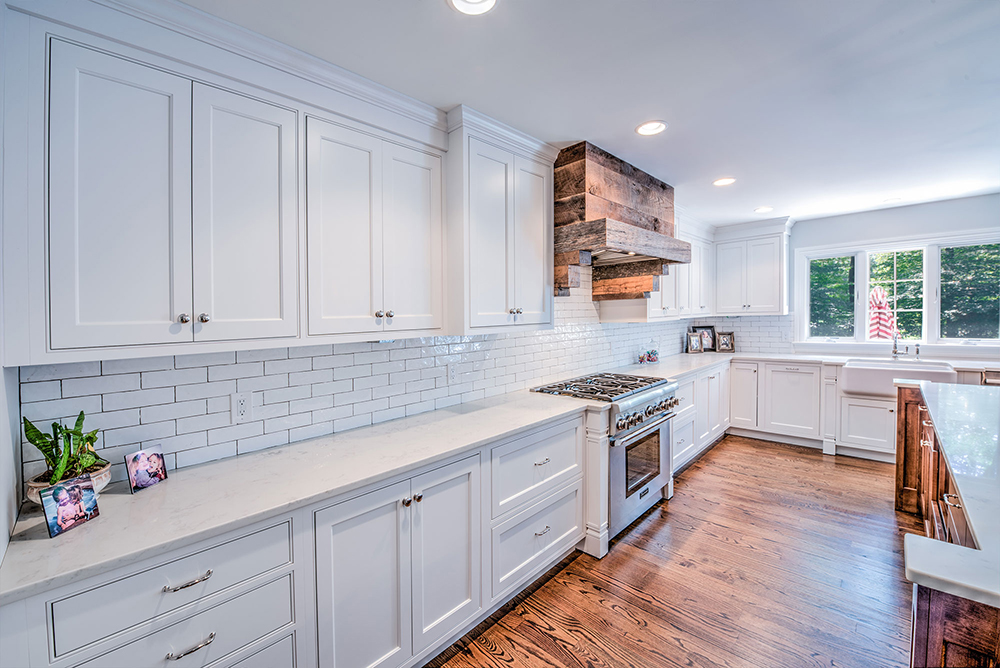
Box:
left=305, top=118, right=443, bottom=337
left=446, top=107, right=557, bottom=334
left=715, top=220, right=791, bottom=316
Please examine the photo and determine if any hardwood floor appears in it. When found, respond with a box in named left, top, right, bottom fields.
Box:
left=427, top=435, right=925, bottom=668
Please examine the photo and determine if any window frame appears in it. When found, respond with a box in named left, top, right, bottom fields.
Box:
left=794, top=230, right=1000, bottom=356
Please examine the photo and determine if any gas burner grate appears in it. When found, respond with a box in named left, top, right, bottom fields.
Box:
left=532, top=373, right=669, bottom=401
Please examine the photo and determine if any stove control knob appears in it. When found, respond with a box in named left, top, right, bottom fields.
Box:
left=658, top=400, right=667, bottom=410
left=644, top=405, right=655, bottom=417
left=636, top=413, right=644, bottom=424
left=628, top=413, right=639, bottom=426
left=616, top=417, right=627, bottom=430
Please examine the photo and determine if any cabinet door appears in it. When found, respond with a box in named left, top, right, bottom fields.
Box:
left=688, top=244, right=703, bottom=315
left=306, top=118, right=384, bottom=335
left=699, top=241, right=715, bottom=315
left=671, top=414, right=696, bottom=471
left=513, top=156, right=553, bottom=325
left=411, top=456, right=482, bottom=653
left=839, top=397, right=896, bottom=452
left=694, top=374, right=712, bottom=445
left=730, top=362, right=758, bottom=429
left=706, top=370, right=722, bottom=436
left=315, top=481, right=412, bottom=668
left=715, top=241, right=746, bottom=314
left=761, top=364, right=821, bottom=438
left=383, top=143, right=443, bottom=333
left=660, top=267, right=679, bottom=316
left=48, top=40, right=193, bottom=349
left=192, top=85, right=298, bottom=341
left=746, top=236, right=782, bottom=313
left=676, top=262, right=692, bottom=317
left=719, top=365, right=731, bottom=430
left=468, top=138, right=515, bottom=327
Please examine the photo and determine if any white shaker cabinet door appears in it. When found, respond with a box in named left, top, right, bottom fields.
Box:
left=306, top=118, right=384, bottom=335
left=512, top=155, right=553, bottom=326
left=410, top=455, right=482, bottom=654
left=382, top=143, right=443, bottom=333
left=730, top=362, right=759, bottom=429
left=715, top=241, right=746, bottom=314
left=746, top=236, right=782, bottom=313
left=761, top=363, right=822, bottom=438
left=468, top=138, right=515, bottom=328
left=192, top=84, right=298, bottom=341
left=48, top=40, right=193, bottom=349
left=315, top=481, right=412, bottom=668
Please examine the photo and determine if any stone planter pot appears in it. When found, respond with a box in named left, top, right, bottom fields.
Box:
left=25, top=462, right=112, bottom=505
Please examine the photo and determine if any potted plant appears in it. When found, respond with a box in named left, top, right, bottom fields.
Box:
left=23, top=411, right=111, bottom=504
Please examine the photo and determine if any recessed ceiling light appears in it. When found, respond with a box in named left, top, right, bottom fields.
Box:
left=635, top=120, right=667, bottom=136
left=883, top=197, right=901, bottom=203
left=713, top=177, right=736, bottom=187
left=754, top=206, right=774, bottom=214
left=448, top=0, right=496, bottom=15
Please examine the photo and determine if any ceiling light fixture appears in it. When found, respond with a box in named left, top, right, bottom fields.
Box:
left=635, top=120, right=667, bottom=136
left=713, top=177, right=736, bottom=186
left=754, top=206, right=774, bottom=214
left=448, top=0, right=497, bottom=15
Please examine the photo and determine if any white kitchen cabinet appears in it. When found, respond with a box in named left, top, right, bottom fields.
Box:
left=192, top=84, right=298, bottom=342
left=714, top=227, right=788, bottom=315
left=822, top=365, right=839, bottom=453
left=676, top=262, right=692, bottom=317
left=745, top=236, right=782, bottom=314
left=48, top=40, right=194, bottom=349
left=715, top=241, right=746, bottom=314
left=839, top=396, right=897, bottom=453
left=446, top=107, right=557, bottom=334
left=695, top=366, right=724, bottom=445
left=713, top=365, right=731, bottom=438
left=315, top=455, right=480, bottom=668
left=306, top=118, right=443, bottom=337
left=730, top=362, right=759, bottom=429
left=690, top=241, right=714, bottom=316
left=671, top=412, right=697, bottom=470
left=760, top=363, right=822, bottom=438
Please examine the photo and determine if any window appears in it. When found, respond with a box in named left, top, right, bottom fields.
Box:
left=868, top=249, right=923, bottom=340
left=940, top=243, right=1000, bottom=340
left=808, top=256, right=855, bottom=338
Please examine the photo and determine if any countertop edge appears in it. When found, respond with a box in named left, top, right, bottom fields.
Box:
left=904, top=534, right=1000, bottom=608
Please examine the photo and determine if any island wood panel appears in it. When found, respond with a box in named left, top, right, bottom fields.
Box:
left=430, top=435, right=924, bottom=668
left=896, top=387, right=923, bottom=515
left=912, top=585, right=1000, bottom=667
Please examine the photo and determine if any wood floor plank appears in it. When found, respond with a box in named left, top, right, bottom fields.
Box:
left=429, top=435, right=918, bottom=668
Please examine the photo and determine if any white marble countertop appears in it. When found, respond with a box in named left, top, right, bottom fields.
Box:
left=0, top=391, right=587, bottom=606
left=899, top=381, right=1000, bottom=608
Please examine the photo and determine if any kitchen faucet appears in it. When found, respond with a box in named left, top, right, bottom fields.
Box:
left=892, top=333, right=909, bottom=359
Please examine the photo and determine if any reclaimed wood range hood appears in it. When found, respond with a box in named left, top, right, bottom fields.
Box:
left=554, top=141, right=691, bottom=300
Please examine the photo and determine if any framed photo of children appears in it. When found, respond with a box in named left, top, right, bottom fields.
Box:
left=691, top=326, right=717, bottom=351
left=686, top=332, right=703, bottom=353
left=40, top=474, right=100, bottom=538
left=717, top=331, right=735, bottom=352
left=125, top=444, right=168, bottom=493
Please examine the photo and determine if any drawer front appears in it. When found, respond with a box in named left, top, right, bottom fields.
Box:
left=78, top=575, right=293, bottom=668
left=491, top=418, right=583, bottom=519
left=231, top=634, right=295, bottom=668
left=675, top=378, right=695, bottom=415
left=492, top=480, right=583, bottom=598
left=53, top=521, right=291, bottom=656
left=671, top=414, right=697, bottom=471
left=943, top=494, right=975, bottom=548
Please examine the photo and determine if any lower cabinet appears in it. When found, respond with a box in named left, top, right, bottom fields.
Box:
left=911, top=585, right=1000, bottom=667
left=694, top=365, right=729, bottom=445
left=760, top=363, right=821, bottom=438
left=730, top=362, right=758, bottom=429
left=314, top=455, right=481, bottom=668
left=839, top=396, right=896, bottom=453
left=671, top=410, right=697, bottom=471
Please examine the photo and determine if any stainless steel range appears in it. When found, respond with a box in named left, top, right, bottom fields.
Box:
left=533, top=372, right=679, bottom=538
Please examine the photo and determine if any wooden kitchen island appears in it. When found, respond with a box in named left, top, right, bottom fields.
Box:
left=895, top=380, right=1000, bottom=667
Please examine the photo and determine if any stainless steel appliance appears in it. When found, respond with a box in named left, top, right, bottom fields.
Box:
left=533, top=372, right=679, bottom=538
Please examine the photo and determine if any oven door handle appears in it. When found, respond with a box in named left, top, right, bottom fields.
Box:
left=611, top=414, right=671, bottom=446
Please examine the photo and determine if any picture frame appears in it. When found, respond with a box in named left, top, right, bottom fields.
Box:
left=125, top=444, right=168, bottom=494
left=716, top=331, right=735, bottom=353
left=40, top=474, right=100, bottom=538
left=686, top=332, right=703, bottom=354
left=692, top=325, right=717, bottom=351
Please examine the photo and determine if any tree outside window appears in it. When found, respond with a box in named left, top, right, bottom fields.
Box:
left=868, top=249, right=923, bottom=340
left=940, top=243, right=1000, bottom=340
left=809, top=256, right=855, bottom=338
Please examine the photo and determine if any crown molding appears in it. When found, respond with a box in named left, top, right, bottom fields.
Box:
left=674, top=204, right=716, bottom=242
left=714, top=216, right=795, bottom=242
left=447, top=105, right=560, bottom=164
left=79, top=0, right=448, bottom=133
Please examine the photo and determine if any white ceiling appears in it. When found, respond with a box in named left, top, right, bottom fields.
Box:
left=178, top=0, right=1000, bottom=226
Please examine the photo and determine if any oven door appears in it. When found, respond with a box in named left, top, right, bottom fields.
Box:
left=609, top=415, right=672, bottom=538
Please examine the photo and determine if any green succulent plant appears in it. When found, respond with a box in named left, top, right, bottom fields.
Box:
left=23, top=411, right=107, bottom=485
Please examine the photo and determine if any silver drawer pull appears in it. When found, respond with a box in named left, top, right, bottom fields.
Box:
left=165, top=632, right=216, bottom=661
left=162, top=569, right=213, bottom=593
left=785, top=367, right=800, bottom=371
left=534, top=525, right=551, bottom=537
left=943, top=493, right=962, bottom=509
left=922, top=420, right=934, bottom=427
left=534, top=457, right=550, bottom=466
left=918, top=405, right=928, bottom=412
left=920, top=440, right=932, bottom=446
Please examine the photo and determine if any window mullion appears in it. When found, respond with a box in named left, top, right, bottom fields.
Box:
left=855, top=250, right=867, bottom=342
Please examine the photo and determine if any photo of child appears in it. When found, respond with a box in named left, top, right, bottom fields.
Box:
left=40, top=474, right=100, bottom=538
left=125, top=444, right=168, bottom=494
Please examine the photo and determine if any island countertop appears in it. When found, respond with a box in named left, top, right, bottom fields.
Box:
left=901, top=381, right=1000, bottom=608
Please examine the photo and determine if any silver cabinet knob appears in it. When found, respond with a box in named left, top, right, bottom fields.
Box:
left=509, top=308, right=516, bottom=315
left=198, top=313, right=211, bottom=323
left=375, top=310, right=385, bottom=318
left=386, top=310, right=394, bottom=318
left=413, top=493, right=423, bottom=502
left=177, top=314, right=191, bottom=324
left=401, top=497, right=412, bottom=507
left=516, top=308, right=523, bottom=314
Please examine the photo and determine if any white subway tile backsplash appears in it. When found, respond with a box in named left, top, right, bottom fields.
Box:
left=103, top=388, right=174, bottom=411
left=141, top=367, right=207, bottom=389
left=175, top=380, right=238, bottom=401
left=140, top=400, right=207, bottom=424
left=63, top=373, right=140, bottom=398
left=208, top=362, right=263, bottom=381
left=20, top=381, right=61, bottom=403
left=101, top=356, right=174, bottom=375
left=175, top=352, right=237, bottom=368
left=21, top=362, right=101, bottom=383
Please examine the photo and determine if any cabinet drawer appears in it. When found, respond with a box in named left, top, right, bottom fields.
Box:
left=52, top=522, right=291, bottom=657
left=78, top=575, right=292, bottom=667
left=674, top=378, right=695, bottom=415
left=491, top=418, right=583, bottom=518
left=943, top=494, right=975, bottom=549
left=671, top=414, right=697, bottom=471
left=231, top=634, right=295, bottom=668
left=492, top=480, right=583, bottom=597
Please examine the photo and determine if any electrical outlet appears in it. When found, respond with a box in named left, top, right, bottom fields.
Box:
left=231, top=392, right=252, bottom=424
left=448, top=363, right=457, bottom=384
left=782, top=331, right=791, bottom=342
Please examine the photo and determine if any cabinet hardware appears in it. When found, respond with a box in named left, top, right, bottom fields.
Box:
left=375, top=310, right=385, bottom=318
left=888, top=409, right=894, bottom=413
left=920, top=440, right=932, bottom=447
left=413, top=493, right=423, bottom=502
left=516, top=308, right=523, bottom=314
left=197, top=313, right=211, bottom=323
left=918, top=405, right=928, bottom=412
left=162, top=569, right=213, bottom=593
left=785, top=367, right=799, bottom=371
left=177, top=314, right=191, bottom=324
left=508, top=308, right=516, bottom=315
left=386, top=310, right=394, bottom=318
left=534, top=457, right=550, bottom=466
left=922, top=420, right=934, bottom=427
left=534, top=526, right=551, bottom=537
left=165, top=632, right=216, bottom=661
left=943, top=493, right=962, bottom=509
left=401, top=497, right=412, bottom=507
